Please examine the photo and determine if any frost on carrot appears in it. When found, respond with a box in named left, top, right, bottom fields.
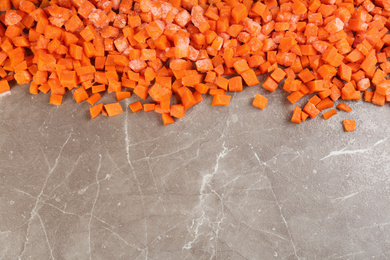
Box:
left=343, top=119, right=356, bottom=132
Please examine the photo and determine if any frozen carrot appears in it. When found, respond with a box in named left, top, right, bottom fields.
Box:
left=170, top=104, right=186, bottom=118
left=0, top=80, right=10, bottom=93
left=104, top=102, right=123, bottom=116
left=337, top=103, right=352, bottom=112
left=211, top=95, right=231, bottom=106
left=0, top=0, right=386, bottom=129
left=90, top=104, right=104, bottom=119
left=116, top=91, right=131, bottom=101
left=262, top=76, right=278, bottom=92
left=49, top=94, right=63, bottom=106
left=129, top=101, right=143, bottom=113
left=87, top=93, right=101, bottom=106
left=323, top=109, right=337, bottom=120
left=162, top=113, right=174, bottom=125
left=144, top=103, right=156, bottom=112
left=343, top=119, right=356, bottom=132
left=291, top=107, right=302, bottom=124
left=303, top=102, right=320, bottom=118
left=253, top=94, right=268, bottom=109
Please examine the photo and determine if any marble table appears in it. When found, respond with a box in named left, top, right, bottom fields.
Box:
left=1, top=81, right=390, bottom=260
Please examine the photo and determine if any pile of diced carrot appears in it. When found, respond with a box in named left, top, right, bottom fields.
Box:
left=1, top=0, right=390, bottom=130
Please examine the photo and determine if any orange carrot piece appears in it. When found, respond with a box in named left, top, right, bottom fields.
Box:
left=87, top=93, right=101, bottom=106
left=253, top=94, right=268, bottom=109
left=343, top=119, right=356, bottom=132
left=270, top=68, right=286, bottom=83
left=303, top=102, right=320, bottom=118
left=73, top=87, right=89, bottom=103
left=241, top=69, right=260, bottom=86
left=144, top=103, right=156, bottom=112
left=170, top=104, right=186, bottom=118
left=49, top=94, right=63, bottom=106
left=90, top=104, right=104, bottom=119
left=262, top=76, right=278, bottom=92
left=323, top=109, right=337, bottom=120
left=216, top=76, right=229, bottom=91
left=104, top=102, right=123, bottom=116
left=316, top=97, right=334, bottom=111
left=287, top=91, right=304, bottom=104
left=291, top=107, right=302, bottom=124
left=337, top=103, right=352, bottom=112
left=116, top=91, right=131, bottom=101
left=129, top=101, right=144, bottom=113
left=162, top=113, right=175, bottom=125
left=211, top=94, right=231, bottom=106
left=0, top=79, right=10, bottom=93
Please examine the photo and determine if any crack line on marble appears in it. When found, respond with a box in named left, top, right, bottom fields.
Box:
left=331, top=191, right=362, bottom=202
left=88, top=154, right=102, bottom=260
left=253, top=152, right=299, bottom=260
left=12, top=187, right=119, bottom=235
left=144, top=152, right=167, bottom=214
left=18, top=131, right=72, bottom=260
left=208, top=188, right=226, bottom=260
left=218, top=240, right=249, bottom=260
left=52, top=173, right=112, bottom=201
left=105, top=149, right=126, bottom=175
left=37, top=109, right=54, bottom=132
left=124, top=114, right=146, bottom=208
left=148, top=217, right=191, bottom=247
left=37, top=214, right=54, bottom=260
left=138, top=113, right=226, bottom=163
left=182, top=141, right=232, bottom=251
left=101, top=226, right=144, bottom=251
left=331, top=250, right=365, bottom=259
left=320, top=138, right=387, bottom=160
left=47, top=154, right=83, bottom=199
left=357, top=222, right=390, bottom=230
left=134, top=137, right=202, bottom=162
left=241, top=220, right=289, bottom=241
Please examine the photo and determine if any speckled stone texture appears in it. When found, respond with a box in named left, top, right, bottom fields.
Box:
left=1, top=83, right=390, bottom=260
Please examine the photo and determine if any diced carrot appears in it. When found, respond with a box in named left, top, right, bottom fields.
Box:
left=291, top=106, right=302, bottom=124
left=0, top=80, right=10, bottom=93
left=211, top=94, right=231, bottom=106
left=316, top=97, right=334, bottom=111
left=144, top=103, right=156, bottom=112
left=0, top=0, right=386, bottom=129
left=262, top=76, right=278, bottom=92
left=228, top=76, right=243, bottom=92
left=337, top=102, right=352, bottom=112
left=303, top=102, right=320, bottom=118
left=170, top=104, right=186, bottom=118
left=116, top=91, right=131, bottom=101
left=129, top=101, right=144, bottom=113
left=287, top=91, right=304, bottom=104
left=253, top=94, right=268, bottom=109
left=90, top=104, right=104, bottom=119
left=104, top=102, right=123, bottom=116
left=343, top=119, right=356, bottom=132
left=241, top=69, right=260, bottom=86
left=216, top=76, right=229, bottom=91
left=49, top=94, right=63, bottom=106
left=323, top=109, right=337, bottom=120
left=162, top=113, right=175, bottom=125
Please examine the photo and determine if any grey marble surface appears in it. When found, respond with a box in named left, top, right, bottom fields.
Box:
left=1, top=82, right=390, bottom=260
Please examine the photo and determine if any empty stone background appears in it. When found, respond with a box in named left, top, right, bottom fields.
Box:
left=1, top=82, right=390, bottom=260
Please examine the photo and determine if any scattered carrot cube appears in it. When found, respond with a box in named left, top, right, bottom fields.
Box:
left=253, top=94, right=268, bottom=109
left=343, top=119, right=356, bottom=132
